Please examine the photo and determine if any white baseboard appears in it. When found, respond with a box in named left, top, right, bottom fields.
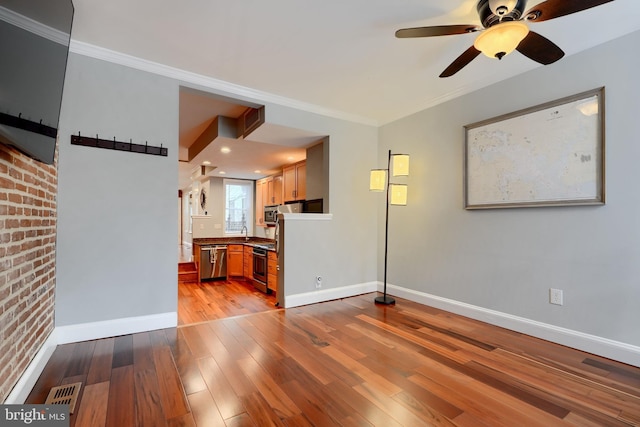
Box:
left=4, top=330, right=59, bottom=404
left=6, top=312, right=178, bottom=403
left=56, top=311, right=177, bottom=344
left=285, top=282, right=377, bottom=308
left=385, top=283, right=640, bottom=367
left=5, top=312, right=178, bottom=403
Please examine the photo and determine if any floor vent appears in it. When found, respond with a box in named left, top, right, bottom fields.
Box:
left=45, top=382, right=82, bottom=414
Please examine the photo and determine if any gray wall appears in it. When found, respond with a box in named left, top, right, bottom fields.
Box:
left=54, top=26, right=639, bottom=355
left=54, top=53, right=380, bottom=327
left=55, top=53, right=178, bottom=325
left=264, top=103, right=380, bottom=297
left=379, top=30, right=640, bottom=347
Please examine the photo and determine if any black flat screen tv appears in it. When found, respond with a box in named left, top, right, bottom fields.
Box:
left=0, top=0, right=74, bottom=164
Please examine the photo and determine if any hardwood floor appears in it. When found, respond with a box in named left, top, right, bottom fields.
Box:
left=27, top=293, right=640, bottom=426
left=177, top=243, right=277, bottom=326
left=178, top=278, right=278, bottom=325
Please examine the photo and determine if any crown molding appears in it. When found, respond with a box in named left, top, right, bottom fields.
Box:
left=0, top=6, right=70, bottom=46
left=69, top=39, right=379, bottom=127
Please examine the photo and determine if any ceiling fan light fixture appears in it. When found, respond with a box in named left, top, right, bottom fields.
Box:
left=474, top=21, right=529, bottom=59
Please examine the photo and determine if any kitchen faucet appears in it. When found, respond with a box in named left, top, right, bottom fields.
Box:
left=241, top=225, right=249, bottom=242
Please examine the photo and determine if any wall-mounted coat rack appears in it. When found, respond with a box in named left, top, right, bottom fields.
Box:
left=71, top=133, right=168, bottom=157
left=0, top=112, right=58, bottom=138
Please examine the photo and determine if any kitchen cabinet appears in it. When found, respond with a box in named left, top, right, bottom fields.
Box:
left=256, top=178, right=266, bottom=227
left=267, top=250, right=277, bottom=292
left=228, top=244, right=244, bottom=277
left=283, top=161, right=306, bottom=202
left=266, top=173, right=283, bottom=206
left=192, top=243, right=201, bottom=281
left=256, top=173, right=283, bottom=227
left=243, top=245, right=253, bottom=278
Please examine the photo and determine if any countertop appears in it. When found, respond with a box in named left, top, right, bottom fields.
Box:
left=193, top=237, right=275, bottom=250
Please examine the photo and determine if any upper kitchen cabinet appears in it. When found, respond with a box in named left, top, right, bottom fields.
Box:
left=256, top=178, right=266, bottom=227
left=267, top=173, right=283, bottom=206
left=256, top=173, right=284, bottom=227
left=283, top=161, right=306, bottom=202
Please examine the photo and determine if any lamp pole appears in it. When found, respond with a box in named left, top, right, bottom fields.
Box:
left=375, top=150, right=395, bottom=305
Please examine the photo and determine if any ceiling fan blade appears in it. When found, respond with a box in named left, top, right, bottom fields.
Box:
left=524, top=0, right=614, bottom=23
left=396, top=25, right=480, bottom=38
left=516, top=31, right=564, bottom=65
left=439, top=46, right=481, bottom=78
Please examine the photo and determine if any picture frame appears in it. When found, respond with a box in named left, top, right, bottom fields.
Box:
left=464, top=87, right=605, bottom=209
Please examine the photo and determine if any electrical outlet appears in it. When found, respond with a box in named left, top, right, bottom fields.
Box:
left=549, top=288, right=563, bottom=306
left=315, top=276, right=322, bottom=288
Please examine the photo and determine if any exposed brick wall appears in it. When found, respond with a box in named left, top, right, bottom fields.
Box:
left=0, top=142, right=57, bottom=403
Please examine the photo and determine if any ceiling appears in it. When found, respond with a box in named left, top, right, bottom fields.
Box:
left=177, top=87, right=323, bottom=187
left=66, top=0, right=640, bottom=186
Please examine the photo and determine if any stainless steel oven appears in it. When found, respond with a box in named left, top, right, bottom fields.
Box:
left=252, top=246, right=268, bottom=293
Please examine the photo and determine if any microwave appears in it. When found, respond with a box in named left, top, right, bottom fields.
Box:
left=264, top=205, right=278, bottom=226
left=264, top=203, right=302, bottom=226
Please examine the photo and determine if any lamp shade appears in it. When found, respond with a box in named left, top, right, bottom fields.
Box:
left=369, top=169, right=386, bottom=191
left=389, top=184, right=408, bottom=205
left=473, top=21, right=529, bottom=59
left=392, top=154, right=410, bottom=176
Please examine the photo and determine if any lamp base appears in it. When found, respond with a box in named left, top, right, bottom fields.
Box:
left=374, top=295, right=396, bottom=305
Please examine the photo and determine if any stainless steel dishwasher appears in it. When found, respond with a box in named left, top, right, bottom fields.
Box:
left=199, top=245, right=227, bottom=281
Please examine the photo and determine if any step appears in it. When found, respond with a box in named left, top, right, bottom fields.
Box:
left=178, top=262, right=198, bottom=283
left=178, top=271, right=198, bottom=283
left=178, top=262, right=196, bottom=273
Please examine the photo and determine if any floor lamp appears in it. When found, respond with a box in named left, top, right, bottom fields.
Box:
left=370, top=150, right=409, bottom=305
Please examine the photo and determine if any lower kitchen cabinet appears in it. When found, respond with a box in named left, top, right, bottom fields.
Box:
left=243, top=245, right=253, bottom=279
left=228, top=244, right=244, bottom=277
left=267, top=251, right=277, bottom=292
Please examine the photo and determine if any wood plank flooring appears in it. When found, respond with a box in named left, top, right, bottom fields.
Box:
left=27, top=293, right=640, bottom=426
left=177, top=242, right=277, bottom=326
left=178, top=278, right=277, bottom=325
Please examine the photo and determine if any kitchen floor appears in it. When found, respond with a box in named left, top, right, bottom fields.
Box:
left=178, top=244, right=278, bottom=326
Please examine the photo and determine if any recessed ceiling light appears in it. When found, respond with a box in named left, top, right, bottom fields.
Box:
left=218, top=171, right=226, bottom=175
left=287, top=156, right=294, bottom=162
left=202, top=160, right=211, bottom=165
left=254, top=170, right=261, bottom=174
left=220, top=147, right=231, bottom=154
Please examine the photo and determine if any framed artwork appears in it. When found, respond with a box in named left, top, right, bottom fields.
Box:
left=464, top=87, right=605, bottom=209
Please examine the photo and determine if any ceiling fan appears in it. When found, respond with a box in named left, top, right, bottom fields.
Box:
left=396, top=0, right=615, bottom=77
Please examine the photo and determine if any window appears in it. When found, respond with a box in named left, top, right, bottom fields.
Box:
left=224, top=179, right=253, bottom=235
